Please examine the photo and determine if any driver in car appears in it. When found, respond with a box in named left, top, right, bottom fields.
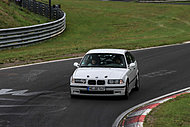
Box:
left=88, top=57, right=99, bottom=66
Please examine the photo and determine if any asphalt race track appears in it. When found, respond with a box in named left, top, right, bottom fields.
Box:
left=0, top=43, right=190, bottom=127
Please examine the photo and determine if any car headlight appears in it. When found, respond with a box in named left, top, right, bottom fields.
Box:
left=108, top=79, right=124, bottom=84
left=72, top=78, right=86, bottom=84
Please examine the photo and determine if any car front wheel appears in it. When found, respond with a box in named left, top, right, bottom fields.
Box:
left=124, top=81, right=129, bottom=99
left=134, top=74, right=140, bottom=91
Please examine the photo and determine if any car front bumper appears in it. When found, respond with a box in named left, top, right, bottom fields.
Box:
left=70, top=85, right=126, bottom=96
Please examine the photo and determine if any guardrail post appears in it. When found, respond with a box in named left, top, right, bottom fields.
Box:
left=49, top=0, right=51, bottom=20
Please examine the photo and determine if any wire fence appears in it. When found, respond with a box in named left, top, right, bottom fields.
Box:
left=10, top=0, right=64, bottom=19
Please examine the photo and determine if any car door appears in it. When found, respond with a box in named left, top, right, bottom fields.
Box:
left=129, top=52, right=137, bottom=78
left=125, top=52, right=137, bottom=90
left=125, top=52, right=133, bottom=90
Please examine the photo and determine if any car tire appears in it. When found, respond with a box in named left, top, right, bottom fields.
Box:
left=124, top=81, right=129, bottom=99
left=70, top=87, right=75, bottom=98
left=70, top=94, right=76, bottom=98
left=134, top=74, right=140, bottom=91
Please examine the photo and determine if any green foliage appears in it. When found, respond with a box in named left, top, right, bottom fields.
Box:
left=0, top=0, right=49, bottom=28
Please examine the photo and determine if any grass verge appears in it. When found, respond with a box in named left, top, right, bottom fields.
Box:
left=1, top=0, right=190, bottom=67
left=144, top=93, right=190, bottom=127
left=0, top=0, right=49, bottom=29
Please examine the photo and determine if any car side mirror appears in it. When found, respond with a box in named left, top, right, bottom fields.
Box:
left=73, top=62, right=79, bottom=67
left=129, top=63, right=135, bottom=68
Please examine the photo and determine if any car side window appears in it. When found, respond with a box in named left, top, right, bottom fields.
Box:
left=125, top=52, right=132, bottom=65
left=129, top=52, right=135, bottom=63
left=125, top=52, right=135, bottom=65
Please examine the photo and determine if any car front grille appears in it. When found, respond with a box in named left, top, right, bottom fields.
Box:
left=88, top=80, right=96, bottom=85
left=97, top=80, right=105, bottom=85
left=88, top=80, right=105, bottom=85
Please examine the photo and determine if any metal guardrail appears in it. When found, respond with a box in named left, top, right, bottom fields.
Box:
left=0, top=0, right=66, bottom=49
left=0, top=13, right=66, bottom=49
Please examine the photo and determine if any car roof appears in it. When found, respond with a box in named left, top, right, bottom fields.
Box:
left=86, top=49, right=128, bottom=55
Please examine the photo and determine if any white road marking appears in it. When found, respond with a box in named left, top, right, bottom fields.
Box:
left=183, top=41, right=190, bottom=44
left=0, top=105, right=64, bottom=108
left=0, top=57, right=82, bottom=71
left=47, top=107, right=67, bottom=113
left=0, top=106, right=67, bottom=116
left=152, top=98, right=173, bottom=104
left=141, top=70, right=176, bottom=78
left=0, top=89, right=13, bottom=95
left=0, top=98, right=24, bottom=102
left=128, top=109, right=152, bottom=118
left=130, top=43, right=183, bottom=52
left=0, top=89, right=52, bottom=96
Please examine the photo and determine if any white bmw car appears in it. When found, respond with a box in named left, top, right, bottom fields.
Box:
left=70, top=49, right=140, bottom=98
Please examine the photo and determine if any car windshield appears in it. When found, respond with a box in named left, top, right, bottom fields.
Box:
left=80, top=53, right=127, bottom=68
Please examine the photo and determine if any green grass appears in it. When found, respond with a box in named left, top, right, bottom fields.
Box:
left=0, top=0, right=49, bottom=29
left=144, top=93, right=190, bottom=127
left=1, top=0, right=190, bottom=67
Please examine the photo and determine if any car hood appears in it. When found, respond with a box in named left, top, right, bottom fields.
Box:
left=73, top=68, right=126, bottom=79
